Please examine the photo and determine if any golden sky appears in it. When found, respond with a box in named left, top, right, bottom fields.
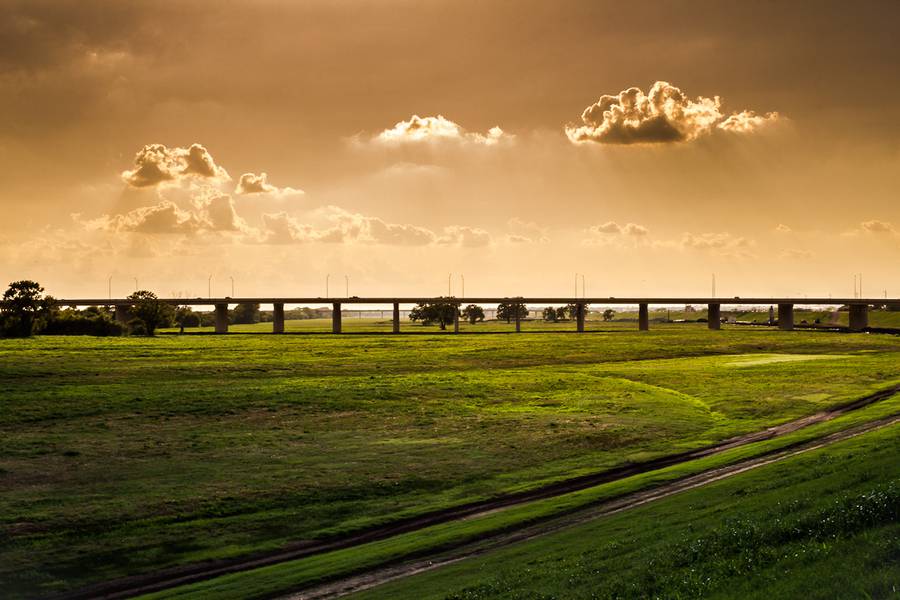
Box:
left=2, top=0, right=899, bottom=299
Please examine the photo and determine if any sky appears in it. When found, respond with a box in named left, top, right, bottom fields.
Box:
left=2, top=0, right=899, bottom=300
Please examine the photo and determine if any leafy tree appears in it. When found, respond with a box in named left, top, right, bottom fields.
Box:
left=497, top=302, right=528, bottom=323
left=602, top=308, right=616, bottom=321
left=127, top=290, right=173, bottom=336
left=0, top=280, right=55, bottom=337
left=565, top=303, right=579, bottom=320
left=409, top=301, right=458, bottom=330
left=231, top=302, right=261, bottom=324
left=542, top=306, right=558, bottom=322
left=175, top=306, right=201, bottom=328
left=461, top=304, right=485, bottom=325
left=556, top=306, right=568, bottom=321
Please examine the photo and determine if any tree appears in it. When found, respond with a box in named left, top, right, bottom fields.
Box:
left=496, top=302, right=528, bottom=323
left=542, top=306, right=558, bottom=322
left=175, top=306, right=201, bottom=328
left=409, top=301, right=458, bottom=329
left=0, top=280, right=55, bottom=337
left=462, top=304, right=485, bottom=324
left=128, top=290, right=173, bottom=336
left=231, top=302, right=260, bottom=324
left=562, top=303, right=583, bottom=321
left=555, top=306, right=568, bottom=321
left=602, top=308, right=616, bottom=321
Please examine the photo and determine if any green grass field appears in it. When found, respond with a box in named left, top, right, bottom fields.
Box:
left=2, top=326, right=900, bottom=598
left=351, top=422, right=900, bottom=600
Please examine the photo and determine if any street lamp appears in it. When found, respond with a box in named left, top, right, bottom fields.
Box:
left=208, top=275, right=212, bottom=299
left=326, top=274, right=330, bottom=297
left=460, top=274, right=465, bottom=298
left=448, top=273, right=452, bottom=296
left=344, top=275, right=349, bottom=297
left=108, top=275, right=112, bottom=300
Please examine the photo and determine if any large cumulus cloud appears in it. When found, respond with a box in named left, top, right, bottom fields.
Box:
left=121, top=143, right=230, bottom=187
left=566, top=81, right=780, bottom=144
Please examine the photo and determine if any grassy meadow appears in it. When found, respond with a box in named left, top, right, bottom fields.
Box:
left=2, top=325, right=900, bottom=597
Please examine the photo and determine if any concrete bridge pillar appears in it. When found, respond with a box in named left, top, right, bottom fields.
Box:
left=515, top=303, right=521, bottom=333
left=454, top=304, right=460, bottom=333
left=392, top=302, right=400, bottom=334
left=214, top=303, right=229, bottom=334
left=114, top=304, right=130, bottom=325
left=272, top=303, right=285, bottom=333
left=332, top=303, right=342, bottom=334
left=576, top=302, right=585, bottom=333
left=707, top=303, right=721, bottom=330
left=638, top=303, right=649, bottom=331
left=778, top=303, right=794, bottom=331
left=849, top=304, right=868, bottom=331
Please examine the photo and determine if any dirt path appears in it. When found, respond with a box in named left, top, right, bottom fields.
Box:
left=57, top=385, right=900, bottom=600
left=291, top=413, right=900, bottom=599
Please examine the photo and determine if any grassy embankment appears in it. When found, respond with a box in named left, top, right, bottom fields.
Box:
left=352, top=422, right=900, bottom=600
left=2, top=327, right=899, bottom=597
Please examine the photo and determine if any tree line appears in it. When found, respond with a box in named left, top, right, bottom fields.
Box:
left=0, top=280, right=273, bottom=337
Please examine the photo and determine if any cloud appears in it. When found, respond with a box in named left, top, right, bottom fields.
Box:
left=79, top=201, right=204, bottom=234
left=122, top=143, right=229, bottom=187
left=78, top=193, right=249, bottom=235
left=437, top=225, right=492, bottom=247
left=565, top=81, right=780, bottom=144
left=718, top=110, right=780, bottom=133
left=680, top=231, right=755, bottom=258
left=587, top=221, right=649, bottom=236
left=505, top=234, right=532, bottom=244
left=262, top=208, right=437, bottom=245
left=195, top=193, right=247, bottom=232
left=775, top=223, right=793, bottom=233
left=681, top=231, right=751, bottom=249
left=860, top=220, right=897, bottom=234
left=261, top=207, right=491, bottom=247
left=506, top=217, right=550, bottom=244
left=376, top=115, right=510, bottom=145
left=235, top=172, right=304, bottom=196
left=261, top=212, right=316, bottom=244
